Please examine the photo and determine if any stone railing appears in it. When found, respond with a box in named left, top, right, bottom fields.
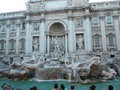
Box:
left=107, top=45, right=116, bottom=51
left=19, top=49, right=25, bottom=54
left=91, top=1, right=120, bottom=10
left=9, top=49, right=16, bottom=54
left=93, top=45, right=102, bottom=51
left=0, top=11, right=25, bottom=19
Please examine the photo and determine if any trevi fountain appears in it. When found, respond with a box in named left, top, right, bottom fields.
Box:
left=0, top=0, right=120, bottom=89
left=0, top=35, right=120, bottom=89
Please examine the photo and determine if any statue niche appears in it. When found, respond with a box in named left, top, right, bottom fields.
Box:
left=76, top=34, right=84, bottom=51
left=33, top=37, right=39, bottom=52
left=51, top=36, right=60, bottom=53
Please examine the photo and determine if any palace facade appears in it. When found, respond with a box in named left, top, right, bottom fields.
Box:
left=0, top=0, right=120, bottom=63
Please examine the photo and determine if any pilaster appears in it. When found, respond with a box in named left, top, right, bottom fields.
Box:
left=39, top=13, right=46, bottom=54
left=100, top=14, right=107, bottom=51
left=68, top=10, right=74, bottom=53
left=5, top=21, right=10, bottom=54
left=25, top=15, right=31, bottom=54
left=84, top=9, right=92, bottom=52
left=16, top=19, right=21, bottom=54
left=113, top=13, right=120, bottom=51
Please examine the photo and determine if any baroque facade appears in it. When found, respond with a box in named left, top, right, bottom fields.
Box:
left=0, top=0, right=120, bottom=63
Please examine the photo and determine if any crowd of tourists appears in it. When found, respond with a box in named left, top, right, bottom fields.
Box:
left=1, top=83, right=114, bottom=90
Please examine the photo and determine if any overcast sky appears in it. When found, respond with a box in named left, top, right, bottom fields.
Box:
left=0, top=0, right=116, bottom=13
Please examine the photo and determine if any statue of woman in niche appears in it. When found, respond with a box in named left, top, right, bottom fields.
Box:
left=33, top=38, right=39, bottom=51
left=77, top=35, right=83, bottom=50
left=67, top=0, right=72, bottom=6
left=52, top=36, right=60, bottom=53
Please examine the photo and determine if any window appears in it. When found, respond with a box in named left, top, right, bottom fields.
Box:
left=10, top=40, right=15, bottom=49
left=20, top=39, right=25, bottom=49
left=0, top=57, right=3, bottom=61
left=106, top=15, right=112, bottom=24
left=0, top=42, right=4, bottom=50
left=10, top=57, right=13, bottom=64
left=92, top=16, right=98, bottom=25
left=92, top=5, right=96, bottom=8
left=108, top=36, right=114, bottom=46
left=11, top=23, right=16, bottom=31
left=95, top=36, right=100, bottom=47
left=1, top=25, right=6, bottom=32
left=0, top=25, right=1, bottom=32
left=22, top=23, right=25, bottom=30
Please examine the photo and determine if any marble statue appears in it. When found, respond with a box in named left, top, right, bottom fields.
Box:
left=33, top=38, right=39, bottom=51
left=40, top=0, right=45, bottom=10
left=67, top=0, right=72, bottom=6
left=77, top=35, right=83, bottom=50
left=26, top=3, right=31, bottom=11
left=52, top=36, right=60, bottom=53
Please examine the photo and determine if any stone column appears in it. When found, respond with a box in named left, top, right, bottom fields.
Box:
left=113, top=15, right=120, bottom=51
left=25, top=15, right=31, bottom=54
left=39, top=13, right=46, bottom=54
left=16, top=19, right=21, bottom=54
left=5, top=21, right=10, bottom=54
left=83, top=19, right=88, bottom=51
left=47, top=35, right=50, bottom=54
left=84, top=9, right=92, bottom=52
left=68, top=10, right=74, bottom=52
left=100, top=15, right=107, bottom=51
left=65, top=34, right=68, bottom=53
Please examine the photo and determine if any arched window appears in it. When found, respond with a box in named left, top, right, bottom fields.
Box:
left=20, top=39, right=25, bottom=50
left=9, top=39, right=16, bottom=49
left=106, top=15, right=112, bottom=24
left=107, top=33, right=115, bottom=46
left=93, top=34, right=101, bottom=47
left=0, top=40, right=5, bottom=50
left=92, top=16, right=98, bottom=25
left=11, top=23, right=16, bottom=31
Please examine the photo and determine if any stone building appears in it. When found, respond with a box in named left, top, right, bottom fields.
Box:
left=0, top=0, right=120, bottom=63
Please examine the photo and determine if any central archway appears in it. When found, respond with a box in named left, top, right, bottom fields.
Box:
left=49, top=22, right=64, bottom=33
left=46, top=21, right=68, bottom=54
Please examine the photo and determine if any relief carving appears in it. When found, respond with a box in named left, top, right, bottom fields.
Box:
left=33, top=22, right=39, bottom=31
left=75, top=18, right=83, bottom=28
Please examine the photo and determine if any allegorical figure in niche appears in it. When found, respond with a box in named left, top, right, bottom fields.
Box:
left=52, top=36, right=60, bottom=53
left=77, top=35, right=84, bottom=50
left=33, top=38, right=39, bottom=51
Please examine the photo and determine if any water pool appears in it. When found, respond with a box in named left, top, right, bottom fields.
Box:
left=0, top=77, right=120, bottom=90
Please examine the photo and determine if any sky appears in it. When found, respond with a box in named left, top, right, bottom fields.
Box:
left=0, top=0, right=117, bottom=13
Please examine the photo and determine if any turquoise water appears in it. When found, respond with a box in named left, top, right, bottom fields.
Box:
left=0, top=77, right=120, bottom=90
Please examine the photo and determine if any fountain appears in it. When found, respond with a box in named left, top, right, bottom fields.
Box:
left=0, top=48, right=119, bottom=82
left=0, top=37, right=119, bottom=83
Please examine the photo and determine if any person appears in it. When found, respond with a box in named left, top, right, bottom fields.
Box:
left=60, top=84, right=65, bottom=90
left=71, top=84, right=75, bottom=90
left=108, top=85, right=114, bottom=90
left=30, top=86, right=37, bottom=90
left=89, top=85, right=96, bottom=90
left=1, top=84, right=7, bottom=90
left=52, top=83, right=58, bottom=90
